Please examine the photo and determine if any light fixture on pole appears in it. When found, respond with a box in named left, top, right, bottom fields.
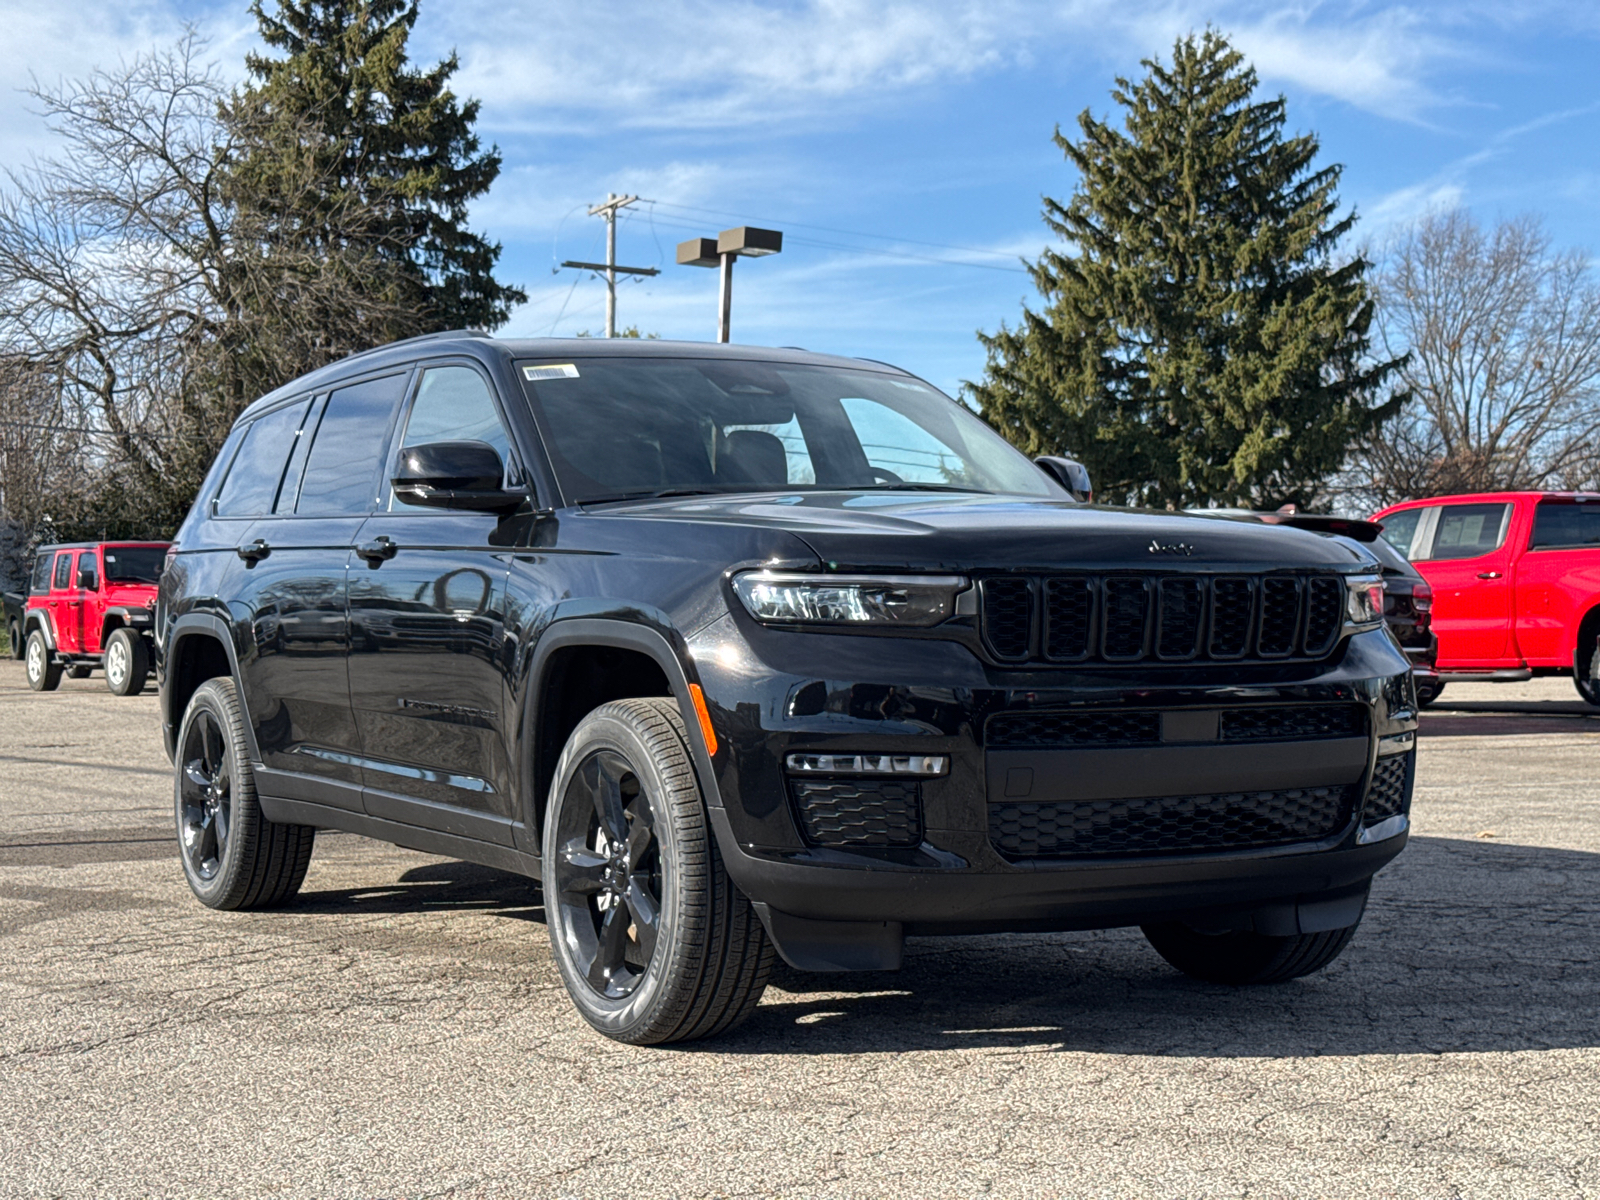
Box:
left=676, top=226, right=783, bottom=343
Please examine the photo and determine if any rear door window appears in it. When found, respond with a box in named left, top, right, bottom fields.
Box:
left=1530, top=502, right=1600, bottom=550
left=295, top=374, right=409, bottom=515
left=1426, top=503, right=1512, bottom=560
left=52, top=552, right=73, bottom=590
left=213, top=399, right=312, bottom=517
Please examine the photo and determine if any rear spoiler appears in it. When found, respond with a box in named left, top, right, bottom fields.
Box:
left=1254, top=513, right=1383, bottom=543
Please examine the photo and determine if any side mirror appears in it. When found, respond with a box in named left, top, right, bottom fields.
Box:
left=392, top=440, right=524, bottom=512
left=1035, top=455, right=1093, bottom=503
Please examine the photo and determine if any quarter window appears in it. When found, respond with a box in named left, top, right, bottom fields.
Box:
left=1426, top=503, right=1512, bottom=560
left=214, top=399, right=312, bottom=517
left=296, top=374, right=408, bottom=515
left=1530, top=502, right=1600, bottom=550
left=31, top=553, right=51, bottom=593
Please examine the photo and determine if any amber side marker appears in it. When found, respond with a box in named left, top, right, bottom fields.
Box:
left=688, top=684, right=719, bottom=758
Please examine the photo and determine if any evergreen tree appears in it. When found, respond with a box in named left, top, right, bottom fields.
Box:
left=970, top=31, right=1406, bottom=509
left=228, top=0, right=525, bottom=334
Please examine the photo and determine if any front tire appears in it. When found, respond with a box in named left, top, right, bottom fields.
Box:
left=1141, top=920, right=1359, bottom=985
left=104, top=627, right=149, bottom=696
left=543, top=697, right=773, bottom=1045
left=25, top=631, right=61, bottom=692
left=175, top=677, right=315, bottom=909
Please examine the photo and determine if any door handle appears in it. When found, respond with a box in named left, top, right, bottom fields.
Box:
left=237, top=539, right=271, bottom=564
left=1476, top=571, right=1503, bottom=580
left=356, top=536, right=397, bottom=565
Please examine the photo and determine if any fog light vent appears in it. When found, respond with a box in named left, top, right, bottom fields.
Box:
left=790, top=779, right=923, bottom=848
left=1363, top=751, right=1412, bottom=825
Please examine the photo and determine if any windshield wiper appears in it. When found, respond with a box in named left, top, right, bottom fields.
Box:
left=578, top=487, right=739, bottom=507
left=851, top=483, right=992, bottom=494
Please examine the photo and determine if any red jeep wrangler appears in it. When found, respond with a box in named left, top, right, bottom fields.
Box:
left=1371, top=493, right=1600, bottom=705
left=20, top=541, right=168, bottom=696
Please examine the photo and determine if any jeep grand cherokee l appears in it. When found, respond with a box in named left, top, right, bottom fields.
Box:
left=157, top=332, right=1417, bottom=1045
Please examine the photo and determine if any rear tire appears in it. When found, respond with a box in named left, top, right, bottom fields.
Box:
left=104, top=627, right=149, bottom=696
left=1414, top=680, right=1444, bottom=707
left=543, top=697, right=773, bottom=1045
left=1141, top=920, right=1359, bottom=985
left=1575, top=638, right=1600, bottom=707
left=175, top=677, right=315, bottom=910
left=7, top=619, right=22, bottom=660
left=25, top=631, right=61, bottom=692
left=66, top=664, right=92, bottom=679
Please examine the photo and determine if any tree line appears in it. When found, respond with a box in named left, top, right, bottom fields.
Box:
left=2, top=17, right=1597, bottom=587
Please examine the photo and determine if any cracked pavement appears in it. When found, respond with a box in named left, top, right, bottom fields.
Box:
left=2, top=660, right=1599, bottom=1198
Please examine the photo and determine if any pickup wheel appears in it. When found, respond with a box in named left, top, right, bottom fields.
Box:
left=7, top=618, right=22, bottom=660
left=543, top=697, right=773, bottom=1045
left=104, top=627, right=149, bottom=696
left=1575, top=639, right=1600, bottom=707
left=1141, top=920, right=1359, bottom=985
left=175, top=677, right=316, bottom=909
left=1414, top=680, right=1445, bottom=707
left=25, top=631, right=61, bottom=692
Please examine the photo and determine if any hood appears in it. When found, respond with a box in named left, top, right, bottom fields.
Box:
left=601, top=492, right=1372, bottom=572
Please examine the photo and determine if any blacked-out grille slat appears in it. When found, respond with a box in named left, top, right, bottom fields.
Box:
left=990, top=786, right=1354, bottom=858
left=982, top=572, right=1347, bottom=666
left=791, top=779, right=923, bottom=847
left=1156, top=577, right=1205, bottom=659
left=1043, top=578, right=1095, bottom=661
left=987, top=710, right=1162, bottom=747
left=1220, top=704, right=1365, bottom=742
left=1101, top=577, right=1150, bottom=659
left=1257, top=576, right=1302, bottom=657
left=1363, top=752, right=1412, bottom=824
left=981, top=577, right=1033, bottom=660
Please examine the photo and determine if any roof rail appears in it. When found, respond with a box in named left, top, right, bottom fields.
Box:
left=341, top=328, right=491, bottom=364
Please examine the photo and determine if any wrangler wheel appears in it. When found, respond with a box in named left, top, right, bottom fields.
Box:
left=104, top=627, right=149, bottom=696
left=25, top=631, right=61, bottom=692
left=543, top=697, right=773, bottom=1045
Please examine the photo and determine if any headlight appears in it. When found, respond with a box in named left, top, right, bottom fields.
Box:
left=1345, top=573, right=1384, bottom=629
left=733, top=571, right=967, bottom=627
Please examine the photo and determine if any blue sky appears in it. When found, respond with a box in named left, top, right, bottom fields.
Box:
left=4, top=1, right=1598, bottom=398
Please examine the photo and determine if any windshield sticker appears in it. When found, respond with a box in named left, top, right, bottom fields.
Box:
left=523, top=364, right=580, bottom=381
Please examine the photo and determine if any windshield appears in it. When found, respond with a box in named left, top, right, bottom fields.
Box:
left=103, top=546, right=166, bottom=585
left=515, top=357, right=1059, bottom=505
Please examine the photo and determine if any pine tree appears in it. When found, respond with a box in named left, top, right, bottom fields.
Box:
left=970, top=31, right=1406, bottom=509
left=228, top=0, right=525, bottom=334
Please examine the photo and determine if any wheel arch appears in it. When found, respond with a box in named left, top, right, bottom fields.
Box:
left=163, top=615, right=258, bottom=764
left=521, top=618, right=721, bottom=848
left=23, top=609, right=54, bottom=650
left=1574, top=603, right=1600, bottom=661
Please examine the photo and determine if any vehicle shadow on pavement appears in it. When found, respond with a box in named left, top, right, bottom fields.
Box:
left=293, top=859, right=545, bottom=923
left=708, top=834, right=1600, bottom=1059
left=1420, top=702, right=1600, bottom=738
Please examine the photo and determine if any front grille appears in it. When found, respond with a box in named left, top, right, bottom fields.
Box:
left=790, top=779, right=922, bottom=847
left=1363, top=752, right=1412, bottom=824
left=986, top=704, right=1363, bottom=748
left=987, top=710, right=1161, bottom=748
left=1220, top=705, right=1365, bottom=742
left=989, top=786, right=1354, bottom=858
left=981, top=572, right=1348, bottom=666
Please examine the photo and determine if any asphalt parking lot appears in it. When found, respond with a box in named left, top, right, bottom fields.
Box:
left=3, top=660, right=1598, bottom=1199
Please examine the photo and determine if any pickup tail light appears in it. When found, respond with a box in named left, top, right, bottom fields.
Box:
left=1412, top=582, right=1433, bottom=633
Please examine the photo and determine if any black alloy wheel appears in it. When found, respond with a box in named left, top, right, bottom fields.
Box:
left=543, top=698, right=773, bottom=1045
left=179, top=706, right=233, bottom=883
left=551, top=749, right=663, bottom=1000
left=174, top=677, right=316, bottom=909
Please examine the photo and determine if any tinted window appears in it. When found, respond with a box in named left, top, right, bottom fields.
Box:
left=30, top=554, right=51, bottom=593
left=52, top=553, right=72, bottom=590
left=296, top=375, right=407, bottom=515
left=1427, top=503, right=1511, bottom=560
left=214, top=399, right=311, bottom=517
left=518, top=358, right=1056, bottom=504
left=76, top=553, right=99, bottom=591
left=104, top=547, right=166, bottom=584
left=1530, top=503, right=1600, bottom=550
left=402, top=367, right=512, bottom=468
left=1377, top=508, right=1423, bottom=559
left=275, top=395, right=324, bottom=514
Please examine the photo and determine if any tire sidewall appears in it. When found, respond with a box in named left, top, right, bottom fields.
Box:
left=542, top=707, right=692, bottom=1039
left=25, top=631, right=49, bottom=690
left=174, top=678, right=255, bottom=906
left=105, top=631, right=129, bottom=692
left=1576, top=640, right=1600, bottom=706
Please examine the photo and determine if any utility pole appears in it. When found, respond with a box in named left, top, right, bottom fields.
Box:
left=560, top=193, right=660, bottom=337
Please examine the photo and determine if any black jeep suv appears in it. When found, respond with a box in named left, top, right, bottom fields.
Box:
left=157, top=332, right=1416, bottom=1044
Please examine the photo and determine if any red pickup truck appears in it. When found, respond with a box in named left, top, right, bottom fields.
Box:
left=1371, top=493, right=1600, bottom=705
left=19, top=541, right=168, bottom=696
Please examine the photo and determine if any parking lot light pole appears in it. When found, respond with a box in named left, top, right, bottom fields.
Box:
left=676, top=226, right=783, bottom=343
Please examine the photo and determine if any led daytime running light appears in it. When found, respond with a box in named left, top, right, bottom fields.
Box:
left=786, top=752, right=949, bottom=777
